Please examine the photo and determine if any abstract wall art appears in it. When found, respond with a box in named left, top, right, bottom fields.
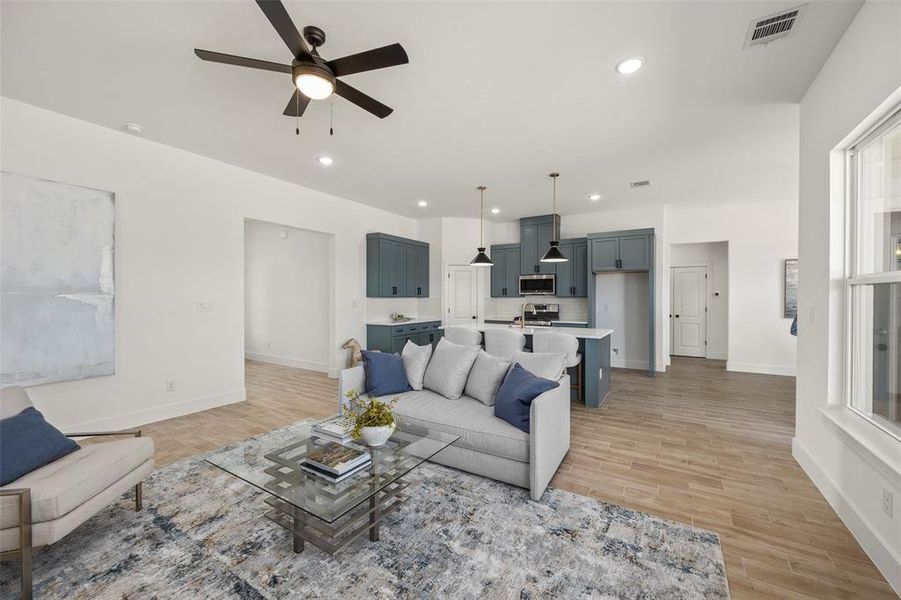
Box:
left=1, top=172, right=116, bottom=385
left=783, top=258, right=798, bottom=319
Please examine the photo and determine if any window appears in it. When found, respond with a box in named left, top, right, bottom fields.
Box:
left=847, top=108, right=901, bottom=439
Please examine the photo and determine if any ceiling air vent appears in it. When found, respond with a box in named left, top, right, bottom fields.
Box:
left=630, top=180, right=651, bottom=188
left=744, top=5, right=804, bottom=48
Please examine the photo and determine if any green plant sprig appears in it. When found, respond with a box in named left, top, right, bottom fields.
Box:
left=344, top=389, right=398, bottom=439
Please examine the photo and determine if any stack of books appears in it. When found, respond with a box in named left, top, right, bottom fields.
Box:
left=311, top=415, right=354, bottom=444
left=300, top=441, right=371, bottom=483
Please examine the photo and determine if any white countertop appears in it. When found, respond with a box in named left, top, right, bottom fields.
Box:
left=464, top=322, right=613, bottom=340
left=366, top=316, right=443, bottom=326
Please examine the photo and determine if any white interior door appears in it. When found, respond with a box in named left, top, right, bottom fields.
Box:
left=446, top=265, right=478, bottom=326
left=672, top=266, right=707, bottom=358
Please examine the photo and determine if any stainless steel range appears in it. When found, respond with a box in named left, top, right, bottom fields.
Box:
left=512, top=303, right=560, bottom=327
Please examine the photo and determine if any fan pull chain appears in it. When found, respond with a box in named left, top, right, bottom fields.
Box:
left=329, top=102, right=334, bottom=136
left=295, top=94, right=300, bottom=136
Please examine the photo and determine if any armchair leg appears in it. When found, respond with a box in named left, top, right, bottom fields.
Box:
left=135, top=482, right=143, bottom=512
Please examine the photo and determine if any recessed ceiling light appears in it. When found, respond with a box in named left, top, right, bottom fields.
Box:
left=615, top=57, right=644, bottom=75
left=123, top=123, right=144, bottom=134
left=589, top=193, right=602, bottom=201
left=417, top=200, right=428, bottom=208
left=490, top=207, right=500, bottom=215
left=316, top=156, right=334, bottom=167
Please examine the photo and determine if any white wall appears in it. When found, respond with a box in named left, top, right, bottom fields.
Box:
left=795, top=1, right=901, bottom=593
left=670, top=242, right=729, bottom=360
left=244, top=220, right=331, bottom=372
left=0, top=97, right=418, bottom=431
left=667, top=201, right=797, bottom=375
left=594, top=273, right=650, bottom=369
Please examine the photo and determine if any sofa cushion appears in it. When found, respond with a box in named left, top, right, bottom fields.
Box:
left=464, top=351, right=510, bottom=406
left=509, top=350, right=566, bottom=380
left=362, top=350, right=411, bottom=397
left=0, top=386, right=32, bottom=420
left=495, top=363, right=560, bottom=433
left=401, top=340, right=432, bottom=391
left=393, top=390, right=529, bottom=462
left=423, top=338, right=480, bottom=400
left=0, top=437, right=154, bottom=527
left=0, top=407, right=80, bottom=486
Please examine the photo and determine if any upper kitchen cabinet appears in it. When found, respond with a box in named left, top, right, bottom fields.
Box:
left=366, top=233, right=430, bottom=298
left=587, top=229, right=653, bottom=272
left=519, top=214, right=560, bottom=275
left=556, top=238, right=588, bottom=297
left=489, top=244, right=522, bottom=298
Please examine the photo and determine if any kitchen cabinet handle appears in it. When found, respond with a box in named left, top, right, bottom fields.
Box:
left=392, top=286, right=397, bottom=295
left=417, top=287, right=421, bottom=295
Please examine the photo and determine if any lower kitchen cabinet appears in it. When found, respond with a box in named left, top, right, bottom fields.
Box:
left=367, top=321, right=443, bottom=353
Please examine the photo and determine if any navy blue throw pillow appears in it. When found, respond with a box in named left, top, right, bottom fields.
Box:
left=362, top=350, right=412, bottom=398
left=494, top=363, right=559, bottom=433
left=0, top=407, right=80, bottom=486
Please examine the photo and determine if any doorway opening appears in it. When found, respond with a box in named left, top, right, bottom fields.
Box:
left=669, top=241, right=728, bottom=360
left=244, top=219, right=335, bottom=375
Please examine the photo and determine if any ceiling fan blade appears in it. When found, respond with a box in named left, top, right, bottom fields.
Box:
left=255, top=0, right=310, bottom=59
left=194, top=49, right=292, bottom=74
left=335, top=80, right=393, bottom=119
left=283, top=89, right=311, bottom=117
left=326, top=43, right=409, bottom=77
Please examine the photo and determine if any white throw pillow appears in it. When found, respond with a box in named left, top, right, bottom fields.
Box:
left=401, top=340, right=433, bottom=391
left=423, top=338, right=481, bottom=400
left=509, top=350, right=566, bottom=381
left=464, top=350, right=510, bottom=406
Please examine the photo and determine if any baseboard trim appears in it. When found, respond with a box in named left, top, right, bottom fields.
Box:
left=792, top=437, right=901, bottom=595
left=63, top=388, right=246, bottom=433
left=726, top=360, right=796, bottom=376
left=706, top=352, right=728, bottom=360
left=245, top=352, right=329, bottom=373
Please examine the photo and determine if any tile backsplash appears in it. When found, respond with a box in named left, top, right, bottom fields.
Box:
left=484, top=297, right=588, bottom=322
left=366, top=297, right=443, bottom=322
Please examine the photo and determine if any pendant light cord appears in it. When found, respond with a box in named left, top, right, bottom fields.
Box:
left=550, top=172, right=560, bottom=242
left=477, top=185, right=487, bottom=246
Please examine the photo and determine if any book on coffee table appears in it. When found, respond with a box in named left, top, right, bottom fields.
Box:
left=302, top=441, right=370, bottom=476
left=299, top=458, right=372, bottom=484
left=311, top=415, right=354, bottom=443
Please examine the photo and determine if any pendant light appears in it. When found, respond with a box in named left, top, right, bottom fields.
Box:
left=540, top=172, right=568, bottom=263
left=470, top=185, right=493, bottom=267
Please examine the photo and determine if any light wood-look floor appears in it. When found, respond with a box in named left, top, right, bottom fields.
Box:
left=129, top=358, right=894, bottom=599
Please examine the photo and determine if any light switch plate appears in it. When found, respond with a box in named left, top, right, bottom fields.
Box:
left=883, top=488, right=893, bottom=518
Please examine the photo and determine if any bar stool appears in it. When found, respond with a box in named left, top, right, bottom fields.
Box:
left=443, top=326, right=483, bottom=347
left=532, top=331, right=582, bottom=399
left=484, top=328, right=526, bottom=360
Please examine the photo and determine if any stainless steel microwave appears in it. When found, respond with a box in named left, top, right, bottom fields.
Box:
left=519, top=274, right=555, bottom=295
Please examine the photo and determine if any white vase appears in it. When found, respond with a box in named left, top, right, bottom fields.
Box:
left=360, top=424, right=395, bottom=447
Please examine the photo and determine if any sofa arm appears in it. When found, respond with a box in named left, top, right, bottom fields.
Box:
left=529, top=374, right=571, bottom=501
left=338, top=366, right=365, bottom=413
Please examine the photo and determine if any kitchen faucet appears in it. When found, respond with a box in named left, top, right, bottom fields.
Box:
left=520, top=303, right=537, bottom=330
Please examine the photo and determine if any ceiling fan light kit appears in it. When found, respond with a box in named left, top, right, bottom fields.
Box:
left=194, top=0, right=409, bottom=126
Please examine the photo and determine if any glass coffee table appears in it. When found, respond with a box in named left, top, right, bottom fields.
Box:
left=206, top=418, right=458, bottom=555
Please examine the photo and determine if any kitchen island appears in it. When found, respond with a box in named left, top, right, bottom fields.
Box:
left=458, top=322, right=613, bottom=408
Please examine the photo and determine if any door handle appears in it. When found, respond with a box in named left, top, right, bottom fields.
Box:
left=472, top=315, right=477, bottom=320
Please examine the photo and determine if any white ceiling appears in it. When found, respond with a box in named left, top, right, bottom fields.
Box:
left=1, top=1, right=861, bottom=219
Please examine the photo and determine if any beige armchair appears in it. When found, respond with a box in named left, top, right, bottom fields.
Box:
left=0, top=386, right=154, bottom=599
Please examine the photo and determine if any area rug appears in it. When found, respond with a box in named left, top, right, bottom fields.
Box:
left=0, top=421, right=730, bottom=599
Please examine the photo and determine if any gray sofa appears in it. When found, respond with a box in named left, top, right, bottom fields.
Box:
left=338, top=366, right=570, bottom=501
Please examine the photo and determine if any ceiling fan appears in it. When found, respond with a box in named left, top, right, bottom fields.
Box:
left=194, top=0, right=409, bottom=123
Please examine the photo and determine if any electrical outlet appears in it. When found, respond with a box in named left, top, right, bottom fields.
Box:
left=883, top=488, right=894, bottom=518
left=266, top=342, right=271, bottom=349
left=166, top=381, right=176, bottom=393
left=196, top=301, right=214, bottom=313
left=808, top=306, right=815, bottom=323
